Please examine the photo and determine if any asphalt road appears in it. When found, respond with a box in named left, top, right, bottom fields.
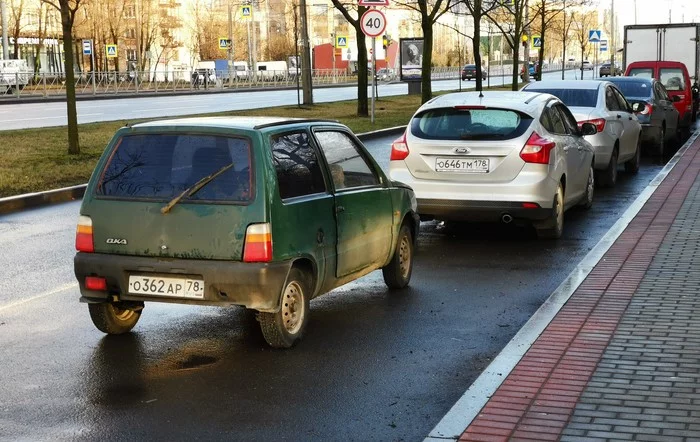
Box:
left=0, top=130, right=684, bottom=441
left=0, top=69, right=590, bottom=131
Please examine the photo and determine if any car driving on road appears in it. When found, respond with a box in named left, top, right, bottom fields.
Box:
left=598, top=62, right=622, bottom=77
left=74, top=117, right=419, bottom=348
left=604, top=76, right=680, bottom=156
left=522, top=80, right=642, bottom=187
left=462, top=64, right=487, bottom=81
left=388, top=91, right=597, bottom=239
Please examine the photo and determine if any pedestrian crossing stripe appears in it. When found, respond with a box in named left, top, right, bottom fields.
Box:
left=106, top=45, right=117, bottom=58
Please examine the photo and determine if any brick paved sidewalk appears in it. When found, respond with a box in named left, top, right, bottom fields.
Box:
left=458, top=136, right=700, bottom=441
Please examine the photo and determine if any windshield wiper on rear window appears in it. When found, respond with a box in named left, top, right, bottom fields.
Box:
left=161, top=162, right=235, bottom=214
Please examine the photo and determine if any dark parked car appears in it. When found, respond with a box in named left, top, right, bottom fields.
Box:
left=74, top=117, right=419, bottom=348
left=599, top=62, right=623, bottom=77
left=604, top=76, right=680, bottom=156
left=461, top=64, right=486, bottom=81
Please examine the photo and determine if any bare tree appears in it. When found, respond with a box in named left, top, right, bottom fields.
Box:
left=460, top=0, right=501, bottom=91
left=44, top=0, right=83, bottom=154
left=9, top=0, right=25, bottom=58
left=393, top=0, right=454, bottom=103
left=330, top=1, right=370, bottom=116
left=486, top=0, right=536, bottom=90
left=570, top=9, right=596, bottom=79
left=531, top=0, right=590, bottom=80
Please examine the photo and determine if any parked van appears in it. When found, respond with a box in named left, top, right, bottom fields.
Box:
left=0, top=59, right=30, bottom=92
left=256, top=61, right=288, bottom=81
left=625, top=61, right=697, bottom=127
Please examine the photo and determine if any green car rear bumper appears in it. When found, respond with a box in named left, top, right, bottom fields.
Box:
left=74, top=252, right=292, bottom=312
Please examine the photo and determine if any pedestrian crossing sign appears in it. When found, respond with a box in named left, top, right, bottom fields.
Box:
left=588, top=30, right=602, bottom=42
left=106, top=44, right=117, bottom=58
left=241, top=5, right=252, bottom=20
left=219, top=38, right=231, bottom=50
left=336, top=36, right=348, bottom=48
left=532, top=35, right=542, bottom=49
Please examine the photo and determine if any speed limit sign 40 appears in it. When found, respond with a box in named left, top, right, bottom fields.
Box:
left=361, top=9, right=386, bottom=38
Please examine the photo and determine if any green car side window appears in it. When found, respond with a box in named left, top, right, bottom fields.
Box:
left=314, top=131, right=379, bottom=190
left=270, top=131, right=327, bottom=200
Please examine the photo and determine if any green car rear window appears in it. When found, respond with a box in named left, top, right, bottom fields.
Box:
left=96, top=134, right=252, bottom=202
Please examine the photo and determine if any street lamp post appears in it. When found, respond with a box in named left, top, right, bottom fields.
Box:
left=0, top=0, right=8, bottom=60
left=228, top=2, right=234, bottom=87
left=610, top=0, right=615, bottom=76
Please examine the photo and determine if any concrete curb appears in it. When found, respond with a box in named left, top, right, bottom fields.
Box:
left=0, top=126, right=406, bottom=216
left=0, top=184, right=87, bottom=215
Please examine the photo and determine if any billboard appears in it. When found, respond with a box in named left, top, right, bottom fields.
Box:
left=400, top=38, right=424, bottom=81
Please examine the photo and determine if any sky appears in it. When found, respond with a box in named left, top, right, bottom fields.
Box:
left=603, top=0, right=700, bottom=28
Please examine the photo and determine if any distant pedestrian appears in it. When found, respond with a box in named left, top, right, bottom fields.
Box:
left=191, top=71, right=200, bottom=89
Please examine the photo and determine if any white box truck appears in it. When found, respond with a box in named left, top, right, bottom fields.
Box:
left=623, top=23, right=700, bottom=83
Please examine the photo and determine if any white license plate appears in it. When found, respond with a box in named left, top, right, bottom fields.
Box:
left=128, top=275, right=204, bottom=299
left=435, top=157, right=489, bottom=173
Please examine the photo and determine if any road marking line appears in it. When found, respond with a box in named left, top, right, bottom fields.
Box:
left=425, top=129, right=700, bottom=441
left=1, top=113, right=103, bottom=122
left=134, top=105, right=210, bottom=112
left=0, top=282, right=78, bottom=312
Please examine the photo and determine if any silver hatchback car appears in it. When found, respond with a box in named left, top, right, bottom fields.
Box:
left=522, top=80, right=642, bottom=187
left=389, top=91, right=597, bottom=239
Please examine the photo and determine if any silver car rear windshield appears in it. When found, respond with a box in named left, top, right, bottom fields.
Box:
left=526, top=88, right=598, bottom=107
left=96, top=134, right=252, bottom=202
left=410, top=108, right=532, bottom=141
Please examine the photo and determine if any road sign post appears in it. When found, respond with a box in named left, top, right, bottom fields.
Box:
left=106, top=44, right=117, bottom=58
left=360, top=8, right=386, bottom=124
left=83, top=40, right=96, bottom=95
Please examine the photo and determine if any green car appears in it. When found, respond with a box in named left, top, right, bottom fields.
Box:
left=74, top=117, right=419, bottom=348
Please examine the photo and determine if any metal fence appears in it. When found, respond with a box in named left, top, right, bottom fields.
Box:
left=0, top=63, right=570, bottom=100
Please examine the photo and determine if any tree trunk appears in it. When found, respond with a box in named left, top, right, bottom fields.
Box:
left=511, top=39, right=520, bottom=91
left=538, top=8, right=545, bottom=81
left=420, top=17, right=433, bottom=104
left=356, top=25, right=368, bottom=116
left=473, top=14, right=482, bottom=91
left=12, top=28, right=19, bottom=58
left=60, top=3, right=79, bottom=155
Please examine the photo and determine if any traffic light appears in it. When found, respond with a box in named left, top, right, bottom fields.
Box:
left=382, top=34, right=388, bottom=50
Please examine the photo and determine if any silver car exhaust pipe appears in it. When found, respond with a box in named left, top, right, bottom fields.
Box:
left=501, top=214, right=513, bottom=224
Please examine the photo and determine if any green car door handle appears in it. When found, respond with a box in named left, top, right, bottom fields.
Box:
left=336, top=205, right=345, bottom=213
left=317, top=228, right=324, bottom=244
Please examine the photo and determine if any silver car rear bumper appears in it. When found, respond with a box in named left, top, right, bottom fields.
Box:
left=389, top=165, right=559, bottom=222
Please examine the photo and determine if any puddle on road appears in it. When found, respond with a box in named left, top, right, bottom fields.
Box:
left=174, top=354, right=218, bottom=370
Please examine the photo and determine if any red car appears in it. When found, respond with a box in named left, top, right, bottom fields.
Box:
left=625, top=61, right=696, bottom=128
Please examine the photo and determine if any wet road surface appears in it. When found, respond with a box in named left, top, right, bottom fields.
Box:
left=0, top=133, right=686, bottom=441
